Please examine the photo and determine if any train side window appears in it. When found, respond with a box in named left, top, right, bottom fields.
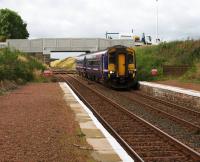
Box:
left=86, top=60, right=99, bottom=67
left=128, top=54, right=134, bottom=64
left=90, top=61, right=93, bottom=65
left=87, top=60, right=91, bottom=65
left=92, top=60, right=99, bottom=66
left=83, top=57, right=87, bottom=66
left=89, top=60, right=100, bottom=66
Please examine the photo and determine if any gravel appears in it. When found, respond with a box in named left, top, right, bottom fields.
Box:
left=0, top=83, right=95, bottom=162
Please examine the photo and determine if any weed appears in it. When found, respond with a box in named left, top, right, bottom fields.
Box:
left=77, top=132, right=86, bottom=138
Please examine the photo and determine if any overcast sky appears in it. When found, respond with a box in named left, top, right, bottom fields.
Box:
left=1, top=0, right=200, bottom=42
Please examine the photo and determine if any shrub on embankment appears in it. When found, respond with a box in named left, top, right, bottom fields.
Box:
left=0, top=48, right=46, bottom=84
left=135, top=40, right=200, bottom=82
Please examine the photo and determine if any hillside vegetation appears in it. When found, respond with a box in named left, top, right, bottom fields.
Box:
left=51, top=57, right=76, bottom=69
left=135, top=40, right=200, bottom=82
left=0, top=48, right=46, bottom=85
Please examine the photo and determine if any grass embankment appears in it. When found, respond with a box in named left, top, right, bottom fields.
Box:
left=0, top=48, right=47, bottom=93
left=135, top=40, right=200, bottom=82
left=51, top=57, right=76, bottom=69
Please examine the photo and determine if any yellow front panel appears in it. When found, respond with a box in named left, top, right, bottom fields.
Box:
left=108, top=64, right=115, bottom=71
left=128, top=64, right=135, bottom=70
left=118, top=54, right=125, bottom=76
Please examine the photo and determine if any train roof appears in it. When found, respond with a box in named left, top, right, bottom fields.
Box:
left=76, top=45, right=134, bottom=58
left=76, top=50, right=107, bottom=58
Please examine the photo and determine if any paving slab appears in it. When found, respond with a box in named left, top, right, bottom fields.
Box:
left=80, top=121, right=98, bottom=129
left=82, top=129, right=104, bottom=138
left=92, top=151, right=122, bottom=162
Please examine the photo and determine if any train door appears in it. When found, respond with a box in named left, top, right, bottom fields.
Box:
left=102, top=54, right=107, bottom=78
left=101, top=55, right=104, bottom=72
left=83, top=56, right=87, bottom=77
left=118, top=54, right=125, bottom=76
left=83, top=56, right=86, bottom=68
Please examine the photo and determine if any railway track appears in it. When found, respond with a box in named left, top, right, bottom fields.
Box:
left=133, top=91, right=200, bottom=115
left=51, top=69, right=76, bottom=75
left=129, top=91, right=200, bottom=129
left=60, top=74, right=200, bottom=162
left=72, top=75, right=200, bottom=152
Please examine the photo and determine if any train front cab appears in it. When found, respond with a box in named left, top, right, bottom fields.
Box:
left=107, top=46, right=138, bottom=89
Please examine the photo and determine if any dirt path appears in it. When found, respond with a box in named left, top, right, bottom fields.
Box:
left=0, top=83, right=96, bottom=162
left=155, top=80, right=200, bottom=91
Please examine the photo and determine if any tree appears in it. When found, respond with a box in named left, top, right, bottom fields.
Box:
left=0, top=8, right=29, bottom=41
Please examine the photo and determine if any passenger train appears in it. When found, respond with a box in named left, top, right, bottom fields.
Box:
left=76, top=45, right=138, bottom=89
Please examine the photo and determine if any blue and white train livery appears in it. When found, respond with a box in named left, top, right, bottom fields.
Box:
left=76, top=45, right=138, bottom=89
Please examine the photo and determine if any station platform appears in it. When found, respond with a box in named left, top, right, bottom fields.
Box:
left=140, top=81, right=200, bottom=110
left=0, top=83, right=99, bottom=161
left=59, top=82, right=134, bottom=162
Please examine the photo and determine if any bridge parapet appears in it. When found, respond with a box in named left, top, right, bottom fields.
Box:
left=0, top=42, right=7, bottom=49
left=7, top=39, right=43, bottom=53
left=7, top=38, right=135, bottom=54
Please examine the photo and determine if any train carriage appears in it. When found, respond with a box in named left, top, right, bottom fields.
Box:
left=76, top=45, right=138, bottom=89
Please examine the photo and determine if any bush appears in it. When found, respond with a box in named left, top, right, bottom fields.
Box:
left=0, top=48, right=46, bottom=83
left=135, top=40, right=200, bottom=81
left=180, top=63, right=200, bottom=83
left=0, top=35, right=7, bottom=42
left=135, top=46, right=166, bottom=81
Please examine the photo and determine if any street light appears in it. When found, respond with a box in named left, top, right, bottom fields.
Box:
left=156, top=0, right=159, bottom=43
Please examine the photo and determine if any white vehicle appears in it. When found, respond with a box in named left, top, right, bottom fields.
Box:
left=118, top=33, right=152, bottom=45
left=118, top=33, right=134, bottom=39
left=145, top=35, right=152, bottom=45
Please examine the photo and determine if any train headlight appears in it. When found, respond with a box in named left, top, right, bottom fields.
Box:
left=109, top=71, right=115, bottom=74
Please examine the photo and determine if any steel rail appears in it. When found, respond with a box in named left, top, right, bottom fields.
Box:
left=134, top=91, right=200, bottom=116
left=61, top=74, right=200, bottom=161
left=123, top=92, right=200, bottom=131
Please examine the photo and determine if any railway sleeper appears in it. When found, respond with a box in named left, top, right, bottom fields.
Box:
left=130, top=141, right=168, bottom=147
left=143, top=156, right=192, bottom=162
left=136, top=150, right=184, bottom=158
left=133, top=146, right=180, bottom=151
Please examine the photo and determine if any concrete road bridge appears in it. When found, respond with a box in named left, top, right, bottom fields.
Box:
left=7, top=38, right=135, bottom=54
left=6, top=38, right=136, bottom=64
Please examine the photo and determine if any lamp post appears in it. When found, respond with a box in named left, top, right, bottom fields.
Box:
left=156, top=0, right=159, bottom=43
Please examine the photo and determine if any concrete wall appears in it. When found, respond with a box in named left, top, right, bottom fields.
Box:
left=7, top=39, right=43, bottom=53
left=0, top=42, right=7, bottom=49
left=43, top=38, right=99, bottom=54
left=7, top=38, right=135, bottom=54
left=140, top=82, right=200, bottom=110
